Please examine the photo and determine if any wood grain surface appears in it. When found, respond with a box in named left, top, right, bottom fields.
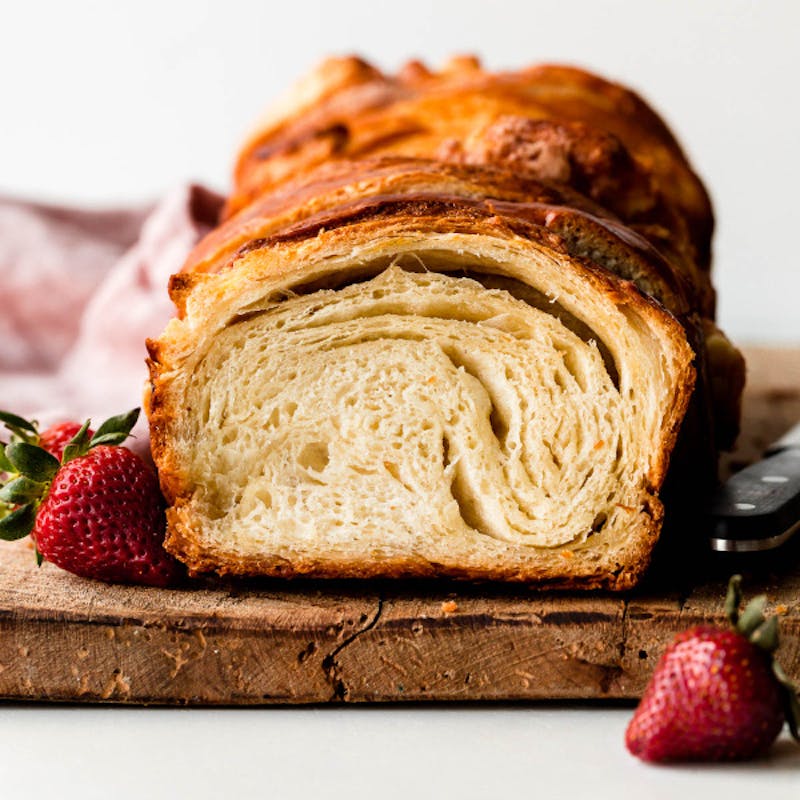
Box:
left=1, top=346, right=799, bottom=705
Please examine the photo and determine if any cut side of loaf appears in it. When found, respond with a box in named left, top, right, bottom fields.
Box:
left=148, top=222, right=694, bottom=589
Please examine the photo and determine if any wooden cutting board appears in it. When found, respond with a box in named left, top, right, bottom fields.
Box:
left=1, top=346, right=799, bottom=705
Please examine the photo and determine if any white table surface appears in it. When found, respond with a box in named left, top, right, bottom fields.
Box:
left=2, top=704, right=798, bottom=799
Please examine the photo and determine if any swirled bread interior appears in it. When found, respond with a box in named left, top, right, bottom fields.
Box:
left=149, top=229, right=693, bottom=589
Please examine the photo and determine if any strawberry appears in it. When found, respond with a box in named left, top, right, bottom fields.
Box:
left=626, top=575, right=800, bottom=762
left=0, top=408, right=180, bottom=587
left=39, top=421, right=94, bottom=462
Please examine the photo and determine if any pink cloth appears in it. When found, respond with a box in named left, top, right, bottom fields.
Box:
left=0, top=186, right=224, bottom=453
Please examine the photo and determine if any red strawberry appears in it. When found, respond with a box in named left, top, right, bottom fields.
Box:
left=0, top=408, right=181, bottom=587
left=33, top=445, right=178, bottom=586
left=626, top=575, right=800, bottom=762
left=39, top=421, right=94, bottom=462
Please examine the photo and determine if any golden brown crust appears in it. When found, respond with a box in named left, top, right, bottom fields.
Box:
left=227, top=57, right=713, bottom=275
left=184, top=158, right=697, bottom=316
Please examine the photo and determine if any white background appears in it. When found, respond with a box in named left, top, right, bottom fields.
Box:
left=1, top=0, right=799, bottom=344
left=3, top=2, right=800, bottom=797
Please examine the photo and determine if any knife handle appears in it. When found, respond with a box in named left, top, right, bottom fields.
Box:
left=710, top=448, right=800, bottom=551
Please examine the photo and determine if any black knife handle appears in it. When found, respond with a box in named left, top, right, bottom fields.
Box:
left=710, top=448, right=800, bottom=549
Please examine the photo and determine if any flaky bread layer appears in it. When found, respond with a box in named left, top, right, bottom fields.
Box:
left=147, top=223, right=694, bottom=590
left=184, top=158, right=694, bottom=318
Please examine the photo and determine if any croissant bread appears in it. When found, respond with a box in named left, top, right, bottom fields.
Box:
left=146, top=56, right=744, bottom=590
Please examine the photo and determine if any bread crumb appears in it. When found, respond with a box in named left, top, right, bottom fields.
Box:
left=774, top=604, right=788, bottom=615
left=593, top=440, right=605, bottom=450
left=441, top=600, right=458, bottom=614
left=615, top=503, right=636, bottom=512
left=560, top=550, right=574, bottom=559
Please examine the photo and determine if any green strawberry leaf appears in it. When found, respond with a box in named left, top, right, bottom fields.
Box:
left=724, top=574, right=743, bottom=626
left=750, top=615, right=779, bottom=653
left=35, top=546, right=44, bottom=567
left=90, top=408, right=140, bottom=448
left=0, top=503, right=36, bottom=540
left=5, top=443, right=60, bottom=483
left=0, top=476, right=44, bottom=505
left=772, top=660, right=800, bottom=741
left=89, top=432, right=132, bottom=447
left=61, top=420, right=93, bottom=464
left=0, top=443, right=14, bottom=474
left=0, top=410, right=37, bottom=435
left=737, top=594, right=767, bottom=638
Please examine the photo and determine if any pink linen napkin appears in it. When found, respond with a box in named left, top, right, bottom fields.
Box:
left=0, top=185, right=224, bottom=455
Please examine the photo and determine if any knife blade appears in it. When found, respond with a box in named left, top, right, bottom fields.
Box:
left=709, top=420, right=800, bottom=552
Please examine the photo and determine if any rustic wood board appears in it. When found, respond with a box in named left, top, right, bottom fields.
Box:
left=1, top=346, right=799, bottom=705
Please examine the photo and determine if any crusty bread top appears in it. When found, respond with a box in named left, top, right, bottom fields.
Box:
left=183, top=157, right=701, bottom=318
left=224, top=56, right=713, bottom=281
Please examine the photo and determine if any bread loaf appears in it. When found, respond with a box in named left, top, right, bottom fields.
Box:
left=146, top=57, right=744, bottom=590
